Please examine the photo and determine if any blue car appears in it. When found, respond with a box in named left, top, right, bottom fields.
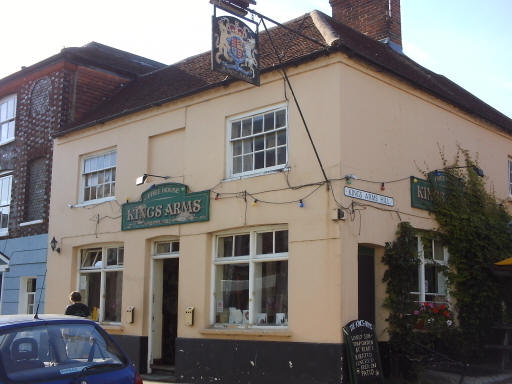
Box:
left=0, top=315, right=143, bottom=384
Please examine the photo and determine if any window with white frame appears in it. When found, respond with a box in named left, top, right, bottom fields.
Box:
left=0, top=95, right=16, bottom=145
left=0, top=174, right=12, bottom=235
left=0, top=253, right=7, bottom=313
left=509, top=159, right=512, bottom=196
left=81, top=150, right=116, bottom=203
left=410, top=237, right=449, bottom=304
left=214, top=227, right=288, bottom=327
left=79, top=246, right=123, bottom=323
left=155, top=240, right=180, bottom=255
left=228, top=105, right=288, bottom=177
left=19, top=277, right=37, bottom=314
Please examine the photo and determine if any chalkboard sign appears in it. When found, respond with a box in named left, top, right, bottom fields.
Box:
left=343, top=320, right=383, bottom=384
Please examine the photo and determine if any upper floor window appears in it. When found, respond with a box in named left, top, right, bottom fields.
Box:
left=410, top=236, right=449, bottom=305
left=228, top=105, right=288, bottom=178
left=81, top=150, right=116, bottom=203
left=0, top=95, right=16, bottom=145
left=0, top=174, right=12, bottom=236
left=213, top=227, right=288, bottom=327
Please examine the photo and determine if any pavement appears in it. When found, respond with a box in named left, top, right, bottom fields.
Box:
left=141, top=366, right=512, bottom=384
left=418, top=370, right=512, bottom=384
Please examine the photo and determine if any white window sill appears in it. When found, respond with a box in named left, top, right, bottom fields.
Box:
left=224, top=166, right=290, bottom=182
left=19, top=219, right=43, bottom=227
left=201, top=326, right=291, bottom=337
left=0, top=138, right=15, bottom=147
left=0, top=230, right=8, bottom=237
left=98, top=323, right=124, bottom=332
left=74, top=196, right=116, bottom=208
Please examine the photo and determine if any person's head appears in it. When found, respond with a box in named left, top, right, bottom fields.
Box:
left=69, top=291, right=82, bottom=303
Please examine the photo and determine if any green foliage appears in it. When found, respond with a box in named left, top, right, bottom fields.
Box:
left=383, top=222, right=418, bottom=319
left=382, top=148, right=512, bottom=375
left=429, top=149, right=512, bottom=357
left=382, top=222, right=420, bottom=377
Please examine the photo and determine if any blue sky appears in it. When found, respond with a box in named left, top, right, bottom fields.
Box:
left=2, top=0, right=510, bottom=118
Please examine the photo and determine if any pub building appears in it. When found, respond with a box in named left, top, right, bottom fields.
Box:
left=45, top=1, right=512, bottom=383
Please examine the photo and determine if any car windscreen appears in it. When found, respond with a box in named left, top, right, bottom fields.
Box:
left=0, top=322, right=127, bottom=382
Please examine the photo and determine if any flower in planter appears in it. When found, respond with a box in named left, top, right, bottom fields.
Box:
left=412, top=302, right=455, bottom=331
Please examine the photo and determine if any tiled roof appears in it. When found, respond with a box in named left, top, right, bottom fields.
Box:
left=63, top=42, right=166, bottom=76
left=0, top=42, right=166, bottom=87
left=322, top=16, right=512, bottom=134
left=60, top=11, right=512, bottom=136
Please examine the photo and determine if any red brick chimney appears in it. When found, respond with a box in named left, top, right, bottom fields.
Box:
left=329, top=0, right=402, bottom=51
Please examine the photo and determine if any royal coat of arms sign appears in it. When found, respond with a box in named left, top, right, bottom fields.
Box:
left=212, top=15, right=260, bottom=86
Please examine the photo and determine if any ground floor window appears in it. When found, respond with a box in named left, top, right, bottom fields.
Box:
left=213, top=227, right=288, bottom=327
left=410, top=237, right=449, bottom=304
left=0, top=253, right=7, bottom=311
left=79, top=246, right=123, bottom=323
left=19, top=277, right=37, bottom=314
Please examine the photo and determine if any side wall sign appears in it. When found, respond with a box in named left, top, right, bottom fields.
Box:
left=122, top=183, right=210, bottom=231
left=410, top=173, right=448, bottom=211
left=344, top=187, right=394, bottom=207
left=212, top=15, right=260, bottom=86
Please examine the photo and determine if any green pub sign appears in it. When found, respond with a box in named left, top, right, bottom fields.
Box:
left=410, top=173, right=448, bottom=211
left=122, top=183, right=210, bottom=231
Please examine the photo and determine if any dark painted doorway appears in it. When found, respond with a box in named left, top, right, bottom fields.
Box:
left=154, top=258, right=179, bottom=366
left=358, top=246, right=375, bottom=324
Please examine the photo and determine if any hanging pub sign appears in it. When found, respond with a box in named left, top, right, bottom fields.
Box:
left=212, top=15, right=260, bottom=86
left=343, top=320, right=384, bottom=384
left=122, top=183, right=210, bottom=231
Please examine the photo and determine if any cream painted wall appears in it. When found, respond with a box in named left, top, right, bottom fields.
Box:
left=46, top=52, right=512, bottom=347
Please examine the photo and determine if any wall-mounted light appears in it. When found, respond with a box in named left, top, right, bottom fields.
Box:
left=344, top=174, right=358, bottom=185
left=50, top=237, right=61, bottom=253
left=135, top=173, right=170, bottom=186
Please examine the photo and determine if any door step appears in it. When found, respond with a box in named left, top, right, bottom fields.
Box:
left=151, top=364, right=175, bottom=373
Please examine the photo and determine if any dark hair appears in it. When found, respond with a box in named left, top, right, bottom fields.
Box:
left=70, top=291, right=82, bottom=302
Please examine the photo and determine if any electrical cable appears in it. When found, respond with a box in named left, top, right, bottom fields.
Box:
left=247, top=184, right=323, bottom=205
left=211, top=172, right=415, bottom=210
left=351, top=202, right=431, bottom=220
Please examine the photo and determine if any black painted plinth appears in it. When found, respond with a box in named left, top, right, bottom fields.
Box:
left=175, top=337, right=344, bottom=384
left=111, top=334, right=148, bottom=373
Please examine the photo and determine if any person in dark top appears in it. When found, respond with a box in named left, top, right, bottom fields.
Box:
left=65, top=291, right=90, bottom=318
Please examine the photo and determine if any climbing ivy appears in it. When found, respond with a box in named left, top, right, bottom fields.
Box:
left=382, top=148, right=512, bottom=374
left=382, top=222, right=420, bottom=377
left=429, top=149, right=512, bottom=357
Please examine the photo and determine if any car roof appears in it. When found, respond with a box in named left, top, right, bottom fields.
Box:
left=0, top=314, right=91, bottom=326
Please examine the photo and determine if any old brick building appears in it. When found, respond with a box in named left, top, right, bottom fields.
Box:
left=0, top=43, right=164, bottom=314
